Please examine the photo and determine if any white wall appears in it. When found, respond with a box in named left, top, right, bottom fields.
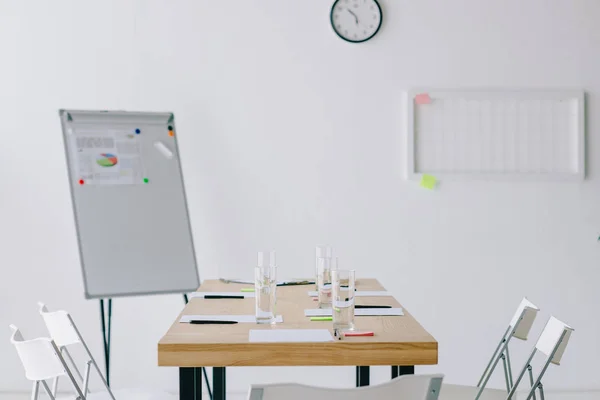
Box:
left=1, top=0, right=599, bottom=394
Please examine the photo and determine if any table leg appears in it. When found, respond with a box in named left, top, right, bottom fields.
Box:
left=180, top=367, right=202, bottom=399
left=392, top=365, right=415, bottom=379
left=356, top=366, right=370, bottom=387
left=213, top=367, right=226, bottom=400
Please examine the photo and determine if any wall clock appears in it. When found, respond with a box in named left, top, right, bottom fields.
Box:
left=330, top=0, right=382, bottom=43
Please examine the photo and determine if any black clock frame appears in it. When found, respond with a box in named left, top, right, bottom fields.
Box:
left=330, top=0, right=382, bottom=43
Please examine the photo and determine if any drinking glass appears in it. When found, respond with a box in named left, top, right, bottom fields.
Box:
left=315, top=246, right=332, bottom=290
left=255, top=251, right=277, bottom=324
left=332, top=269, right=356, bottom=332
left=317, top=256, right=335, bottom=309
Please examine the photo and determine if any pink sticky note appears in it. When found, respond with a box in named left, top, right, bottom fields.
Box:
left=415, top=93, right=431, bottom=105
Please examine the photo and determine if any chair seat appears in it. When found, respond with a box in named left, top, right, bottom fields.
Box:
left=56, top=388, right=177, bottom=400
left=439, top=384, right=514, bottom=400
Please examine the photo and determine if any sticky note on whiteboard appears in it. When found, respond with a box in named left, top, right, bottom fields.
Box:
left=415, top=93, right=432, bottom=105
left=420, top=174, right=437, bottom=189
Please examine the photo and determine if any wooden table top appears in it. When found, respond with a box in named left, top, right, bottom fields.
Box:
left=158, top=279, right=438, bottom=367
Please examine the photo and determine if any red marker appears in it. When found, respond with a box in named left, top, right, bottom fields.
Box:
left=343, top=331, right=374, bottom=337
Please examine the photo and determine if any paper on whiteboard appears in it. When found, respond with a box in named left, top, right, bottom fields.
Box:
left=71, top=130, right=145, bottom=185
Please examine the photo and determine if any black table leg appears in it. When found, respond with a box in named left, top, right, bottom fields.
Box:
left=213, top=367, right=226, bottom=400
left=392, top=365, right=415, bottom=379
left=180, top=367, right=202, bottom=399
left=356, top=366, right=370, bottom=387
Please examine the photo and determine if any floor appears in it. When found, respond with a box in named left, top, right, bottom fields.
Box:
left=1, top=390, right=598, bottom=399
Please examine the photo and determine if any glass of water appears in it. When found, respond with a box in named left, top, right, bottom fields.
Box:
left=317, top=256, right=334, bottom=309
left=332, top=269, right=356, bottom=332
left=255, top=251, right=277, bottom=324
left=315, top=245, right=332, bottom=290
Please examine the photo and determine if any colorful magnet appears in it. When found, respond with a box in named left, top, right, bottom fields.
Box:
left=143, top=178, right=149, bottom=183
left=135, top=128, right=141, bottom=134
left=78, top=179, right=84, bottom=185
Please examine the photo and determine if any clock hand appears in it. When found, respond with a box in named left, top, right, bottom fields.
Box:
left=346, top=8, right=359, bottom=24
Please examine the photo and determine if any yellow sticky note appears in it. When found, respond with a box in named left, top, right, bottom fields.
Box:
left=241, top=288, right=255, bottom=292
left=420, top=174, right=437, bottom=189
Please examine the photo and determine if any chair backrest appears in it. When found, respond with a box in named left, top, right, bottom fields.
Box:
left=247, top=374, right=444, bottom=400
left=509, top=297, right=539, bottom=340
left=9, top=325, right=67, bottom=382
left=535, top=316, right=574, bottom=365
left=38, top=302, right=81, bottom=347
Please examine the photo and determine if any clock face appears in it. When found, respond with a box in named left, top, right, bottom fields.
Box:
left=330, top=0, right=382, bottom=43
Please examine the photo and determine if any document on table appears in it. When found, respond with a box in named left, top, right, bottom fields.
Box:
left=249, top=329, right=334, bottom=343
left=187, top=292, right=255, bottom=298
left=305, top=308, right=404, bottom=317
left=308, top=291, right=391, bottom=297
left=180, top=315, right=284, bottom=323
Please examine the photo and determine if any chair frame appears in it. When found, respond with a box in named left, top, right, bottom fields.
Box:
left=506, top=321, right=572, bottom=400
left=475, top=299, right=539, bottom=399
left=38, top=303, right=116, bottom=400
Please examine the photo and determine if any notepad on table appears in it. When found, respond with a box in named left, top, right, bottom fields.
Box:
left=188, top=292, right=255, bottom=299
left=307, top=291, right=390, bottom=297
left=180, top=315, right=283, bottom=323
left=249, top=329, right=334, bottom=343
left=305, top=308, right=403, bottom=317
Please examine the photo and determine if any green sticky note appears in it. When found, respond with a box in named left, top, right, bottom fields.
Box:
left=310, top=316, right=332, bottom=321
left=241, top=288, right=255, bottom=292
left=420, top=174, right=437, bottom=190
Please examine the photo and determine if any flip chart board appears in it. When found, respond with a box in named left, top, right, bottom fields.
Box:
left=59, top=110, right=200, bottom=299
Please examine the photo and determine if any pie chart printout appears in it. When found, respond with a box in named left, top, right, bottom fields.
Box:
left=96, top=153, right=118, bottom=167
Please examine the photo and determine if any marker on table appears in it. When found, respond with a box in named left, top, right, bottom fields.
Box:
left=204, top=295, right=244, bottom=299
left=310, top=317, right=332, bottom=321
left=190, top=320, right=238, bottom=325
left=241, top=288, right=255, bottom=292
left=343, top=331, right=374, bottom=337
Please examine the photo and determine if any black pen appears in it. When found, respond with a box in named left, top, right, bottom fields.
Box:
left=204, top=295, right=244, bottom=299
left=277, top=281, right=314, bottom=286
left=190, top=320, right=238, bottom=324
left=355, top=305, right=392, bottom=309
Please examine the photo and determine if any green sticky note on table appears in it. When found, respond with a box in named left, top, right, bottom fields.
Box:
left=420, top=174, right=437, bottom=190
left=241, top=288, right=255, bottom=292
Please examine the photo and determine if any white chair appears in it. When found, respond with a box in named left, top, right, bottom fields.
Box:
left=247, top=374, right=444, bottom=400
left=38, top=302, right=176, bottom=400
left=439, top=297, right=540, bottom=400
left=506, top=316, right=574, bottom=400
left=441, top=315, right=574, bottom=400
left=9, top=324, right=86, bottom=400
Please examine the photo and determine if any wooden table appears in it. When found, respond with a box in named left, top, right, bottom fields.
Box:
left=158, top=279, right=438, bottom=400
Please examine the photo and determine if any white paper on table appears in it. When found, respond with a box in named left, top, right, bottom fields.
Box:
left=249, top=329, right=334, bottom=343
left=180, top=315, right=283, bottom=323
left=304, top=308, right=404, bottom=317
left=187, top=292, right=255, bottom=298
left=307, top=290, right=390, bottom=297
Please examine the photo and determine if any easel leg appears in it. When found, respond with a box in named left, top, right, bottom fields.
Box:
left=100, top=299, right=112, bottom=387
